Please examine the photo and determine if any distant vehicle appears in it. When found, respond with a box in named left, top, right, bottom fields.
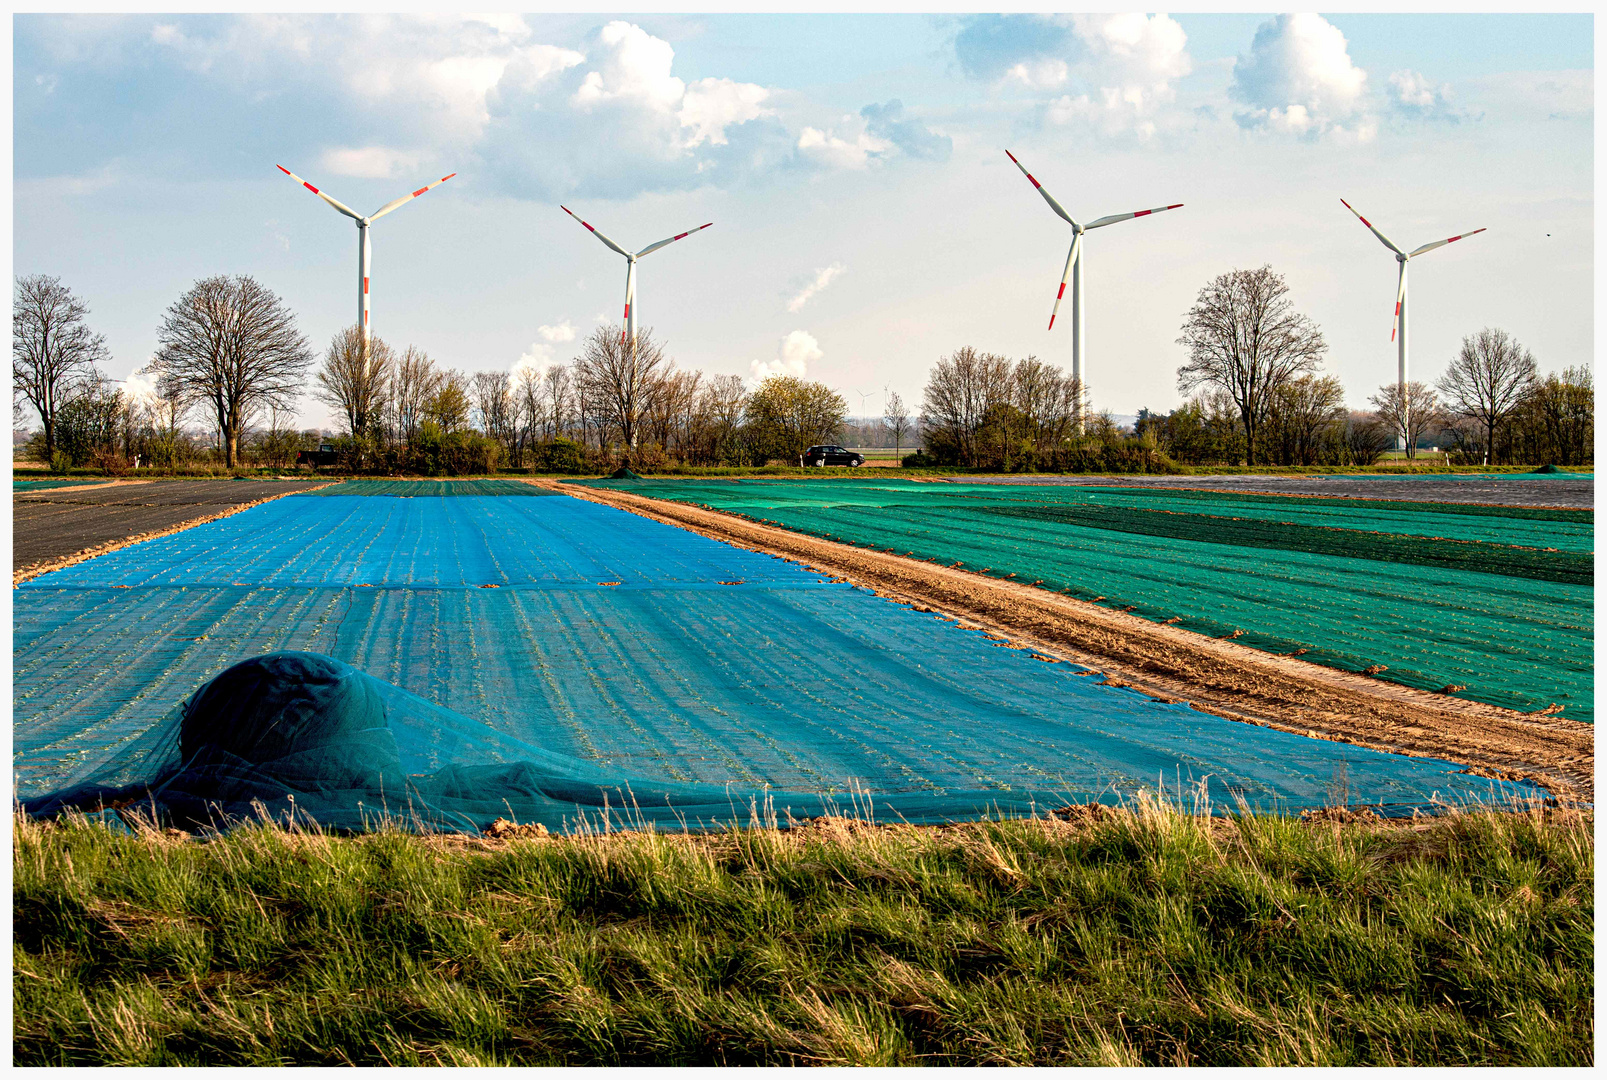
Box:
left=297, top=443, right=339, bottom=467
left=803, top=445, right=864, bottom=467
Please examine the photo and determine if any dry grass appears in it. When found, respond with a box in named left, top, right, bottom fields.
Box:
left=13, top=794, right=1592, bottom=1066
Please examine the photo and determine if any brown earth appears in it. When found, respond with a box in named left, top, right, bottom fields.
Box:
left=548, top=481, right=1595, bottom=802
left=14, top=480, right=333, bottom=582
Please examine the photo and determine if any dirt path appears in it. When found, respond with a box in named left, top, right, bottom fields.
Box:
left=547, top=481, right=1594, bottom=801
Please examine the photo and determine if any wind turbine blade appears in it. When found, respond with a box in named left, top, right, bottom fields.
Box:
left=1391, top=261, right=1406, bottom=342
left=1408, top=227, right=1487, bottom=258
left=1085, top=203, right=1184, bottom=230
left=367, top=172, right=457, bottom=222
left=1005, top=150, right=1077, bottom=228
left=1048, top=233, right=1080, bottom=331
left=277, top=164, right=362, bottom=221
left=560, top=206, right=630, bottom=257
left=1340, top=198, right=1404, bottom=255
left=636, top=221, right=714, bottom=258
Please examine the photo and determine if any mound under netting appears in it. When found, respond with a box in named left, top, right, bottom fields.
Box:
left=16, top=489, right=1543, bottom=833
left=582, top=477, right=1594, bottom=722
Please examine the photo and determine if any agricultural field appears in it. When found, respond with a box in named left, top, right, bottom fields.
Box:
left=13, top=479, right=327, bottom=576
left=14, top=480, right=1537, bottom=828
left=580, top=477, right=1594, bottom=724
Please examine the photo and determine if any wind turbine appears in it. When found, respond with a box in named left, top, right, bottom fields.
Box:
left=1341, top=199, right=1486, bottom=450
left=276, top=165, right=456, bottom=350
left=1005, top=150, right=1182, bottom=432
left=560, top=206, right=712, bottom=352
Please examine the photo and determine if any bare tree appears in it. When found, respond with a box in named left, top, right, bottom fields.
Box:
left=544, top=364, right=575, bottom=441
left=921, top=346, right=1013, bottom=466
left=152, top=275, right=311, bottom=467
left=573, top=324, right=669, bottom=451
left=13, top=275, right=110, bottom=464
left=1369, top=381, right=1443, bottom=460
left=1437, top=328, right=1538, bottom=466
left=1342, top=412, right=1392, bottom=467
left=701, top=373, right=748, bottom=464
left=1266, top=373, right=1346, bottom=465
left=472, top=370, right=521, bottom=461
left=315, top=325, right=393, bottom=443
left=884, top=390, right=911, bottom=457
left=390, top=346, right=441, bottom=446
left=1176, top=265, right=1327, bottom=464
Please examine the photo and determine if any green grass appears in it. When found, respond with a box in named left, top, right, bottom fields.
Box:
left=13, top=800, right=1591, bottom=1066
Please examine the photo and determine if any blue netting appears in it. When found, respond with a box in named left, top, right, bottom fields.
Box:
left=15, top=491, right=1541, bottom=832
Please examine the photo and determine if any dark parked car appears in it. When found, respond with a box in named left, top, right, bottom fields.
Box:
left=802, top=444, right=864, bottom=467
left=297, top=443, right=340, bottom=467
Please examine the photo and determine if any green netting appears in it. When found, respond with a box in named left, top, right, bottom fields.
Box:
left=984, top=504, right=1588, bottom=585
left=13, top=478, right=107, bottom=491
left=303, top=479, right=556, bottom=497
left=579, top=478, right=1594, bottom=722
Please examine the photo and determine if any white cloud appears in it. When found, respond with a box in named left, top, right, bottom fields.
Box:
left=750, top=329, right=821, bottom=381
left=962, top=14, right=1190, bottom=135
left=1231, top=14, right=1372, bottom=141
left=786, top=263, right=846, bottom=313
left=1386, top=70, right=1471, bottom=124
left=121, top=369, right=160, bottom=404
left=681, top=77, right=771, bottom=147
left=797, top=123, right=890, bottom=170
left=318, top=145, right=421, bottom=179
left=512, top=320, right=581, bottom=385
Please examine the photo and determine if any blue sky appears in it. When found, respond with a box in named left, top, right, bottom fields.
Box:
left=14, top=11, right=1594, bottom=428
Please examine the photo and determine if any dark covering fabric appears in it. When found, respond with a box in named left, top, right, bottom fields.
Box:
left=24, top=652, right=1067, bottom=834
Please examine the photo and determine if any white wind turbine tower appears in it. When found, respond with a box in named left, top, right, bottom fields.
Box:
left=1005, top=150, right=1182, bottom=432
left=1340, top=199, right=1486, bottom=451
left=277, top=165, right=456, bottom=350
left=560, top=206, right=712, bottom=353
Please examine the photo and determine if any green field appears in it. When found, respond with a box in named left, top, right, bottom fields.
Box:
left=581, top=478, right=1594, bottom=722
left=12, top=802, right=1591, bottom=1066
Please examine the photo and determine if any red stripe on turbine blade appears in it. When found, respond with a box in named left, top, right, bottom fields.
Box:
left=674, top=232, right=687, bottom=240
left=1048, top=315, right=1056, bottom=330
left=1057, top=284, right=1066, bottom=298
left=304, top=182, right=319, bottom=194
left=1028, top=174, right=1041, bottom=188
left=412, top=187, right=428, bottom=197
left=277, top=165, right=291, bottom=175
left=364, top=278, right=369, bottom=294
left=1167, top=204, right=1183, bottom=209
left=1134, top=210, right=1151, bottom=217
left=442, top=174, right=456, bottom=181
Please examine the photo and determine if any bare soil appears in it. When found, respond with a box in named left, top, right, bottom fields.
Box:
left=551, top=481, right=1594, bottom=801
left=14, top=480, right=331, bottom=581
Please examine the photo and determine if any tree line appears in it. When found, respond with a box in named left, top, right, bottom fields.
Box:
left=13, top=274, right=860, bottom=474
left=14, top=268, right=1592, bottom=475
left=921, top=266, right=1591, bottom=469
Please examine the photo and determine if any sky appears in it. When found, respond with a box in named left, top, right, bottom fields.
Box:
left=13, top=9, right=1595, bottom=429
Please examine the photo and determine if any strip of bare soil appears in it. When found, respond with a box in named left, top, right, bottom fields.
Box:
left=14, top=481, right=334, bottom=584
left=549, top=481, right=1594, bottom=801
